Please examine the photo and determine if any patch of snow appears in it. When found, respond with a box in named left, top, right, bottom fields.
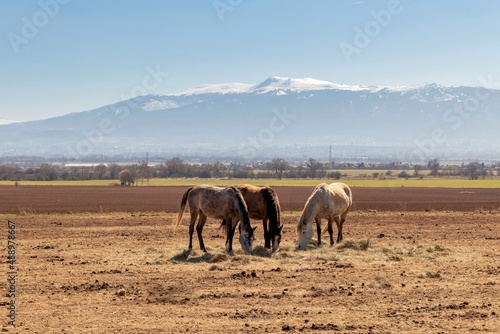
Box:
left=164, top=76, right=472, bottom=101
left=113, top=108, right=127, bottom=116
left=171, top=83, right=253, bottom=96
left=142, top=99, right=180, bottom=111
left=168, top=76, right=376, bottom=97
left=0, top=119, right=19, bottom=125
left=252, top=76, right=370, bottom=93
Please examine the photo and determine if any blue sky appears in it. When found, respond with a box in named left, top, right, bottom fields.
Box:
left=1, top=0, right=499, bottom=122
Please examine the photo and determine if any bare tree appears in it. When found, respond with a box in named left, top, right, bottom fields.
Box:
left=35, top=164, right=58, bottom=181
left=428, top=159, right=440, bottom=176
left=442, top=165, right=458, bottom=176
left=413, top=164, right=423, bottom=176
left=306, top=158, right=322, bottom=178
left=137, top=160, right=152, bottom=182
left=93, top=164, right=108, bottom=179
left=210, top=162, right=227, bottom=178
left=270, top=158, right=289, bottom=180
left=165, top=157, right=185, bottom=177
left=108, top=163, right=121, bottom=179
left=464, top=162, right=486, bottom=180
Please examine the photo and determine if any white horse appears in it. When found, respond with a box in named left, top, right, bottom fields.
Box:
left=297, top=182, right=352, bottom=249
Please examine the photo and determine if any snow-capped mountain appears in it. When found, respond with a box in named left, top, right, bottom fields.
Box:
left=0, top=119, right=18, bottom=125
left=1, top=76, right=499, bottom=160
left=174, top=76, right=370, bottom=96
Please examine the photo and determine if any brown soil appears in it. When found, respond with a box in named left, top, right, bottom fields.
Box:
left=0, top=185, right=499, bottom=333
left=1, top=185, right=500, bottom=214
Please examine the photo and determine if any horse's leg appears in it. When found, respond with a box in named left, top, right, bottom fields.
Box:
left=219, top=219, right=226, bottom=234
left=226, top=218, right=235, bottom=252
left=263, top=218, right=270, bottom=249
left=328, top=218, right=335, bottom=246
left=188, top=210, right=198, bottom=249
left=337, top=212, right=347, bottom=243
left=196, top=212, right=207, bottom=252
left=224, top=218, right=232, bottom=249
left=223, top=219, right=229, bottom=248
left=315, top=218, right=322, bottom=246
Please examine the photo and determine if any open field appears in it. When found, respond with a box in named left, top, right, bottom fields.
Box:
left=2, top=177, right=500, bottom=188
left=1, top=185, right=499, bottom=333
left=1, top=210, right=498, bottom=333
left=1, top=185, right=500, bottom=214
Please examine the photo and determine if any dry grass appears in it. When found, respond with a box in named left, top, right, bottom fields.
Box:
left=1, top=211, right=499, bottom=333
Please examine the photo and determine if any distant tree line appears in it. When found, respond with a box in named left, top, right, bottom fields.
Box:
left=0, top=158, right=498, bottom=183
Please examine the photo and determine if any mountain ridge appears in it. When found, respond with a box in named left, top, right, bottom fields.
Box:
left=1, top=76, right=499, bottom=161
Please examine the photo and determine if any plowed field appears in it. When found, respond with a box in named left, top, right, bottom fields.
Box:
left=1, top=185, right=500, bottom=213
left=1, top=185, right=499, bottom=333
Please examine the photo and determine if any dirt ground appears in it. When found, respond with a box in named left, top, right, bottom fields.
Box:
left=0, top=186, right=499, bottom=333
left=1, top=185, right=500, bottom=213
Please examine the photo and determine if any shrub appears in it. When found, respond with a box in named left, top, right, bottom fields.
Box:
left=398, top=171, right=410, bottom=178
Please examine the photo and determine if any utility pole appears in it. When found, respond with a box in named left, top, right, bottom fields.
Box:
left=329, top=145, right=332, bottom=167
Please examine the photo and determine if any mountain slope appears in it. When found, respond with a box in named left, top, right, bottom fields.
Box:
left=1, top=77, right=499, bottom=160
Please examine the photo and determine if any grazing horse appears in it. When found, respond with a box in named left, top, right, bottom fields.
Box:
left=174, top=185, right=255, bottom=254
left=234, top=184, right=283, bottom=251
left=297, top=182, right=352, bottom=249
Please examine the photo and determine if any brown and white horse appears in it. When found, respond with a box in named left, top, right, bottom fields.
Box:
left=174, top=185, right=255, bottom=254
left=297, top=182, right=352, bottom=249
left=234, top=184, right=283, bottom=251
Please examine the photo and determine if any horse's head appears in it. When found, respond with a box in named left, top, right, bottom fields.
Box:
left=296, top=218, right=313, bottom=249
left=239, top=224, right=256, bottom=254
left=271, top=224, right=284, bottom=252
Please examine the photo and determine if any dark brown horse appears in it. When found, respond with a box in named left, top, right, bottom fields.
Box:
left=235, top=184, right=283, bottom=251
left=174, top=185, right=255, bottom=254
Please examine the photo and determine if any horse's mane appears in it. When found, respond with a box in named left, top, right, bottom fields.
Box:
left=297, top=185, right=324, bottom=228
left=229, top=186, right=252, bottom=232
left=261, top=187, right=281, bottom=233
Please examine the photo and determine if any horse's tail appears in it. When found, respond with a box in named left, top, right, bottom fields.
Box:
left=230, top=186, right=251, bottom=231
left=262, top=187, right=282, bottom=233
left=174, top=187, right=193, bottom=232
left=341, top=183, right=353, bottom=213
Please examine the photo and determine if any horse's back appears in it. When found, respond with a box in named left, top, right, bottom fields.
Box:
left=188, top=185, right=237, bottom=218
left=329, top=182, right=352, bottom=202
left=326, top=182, right=352, bottom=213
left=237, top=184, right=261, bottom=193
left=236, top=184, right=268, bottom=219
